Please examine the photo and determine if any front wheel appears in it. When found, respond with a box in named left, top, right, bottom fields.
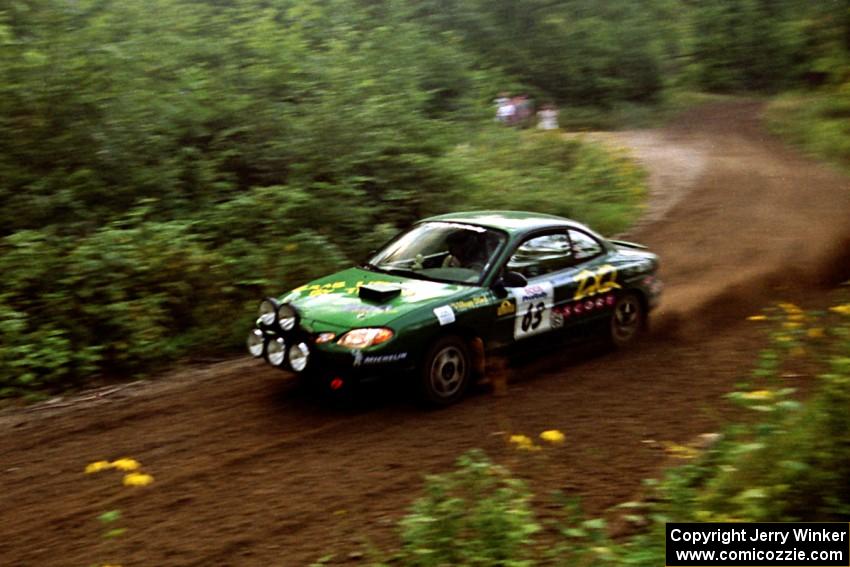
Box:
left=419, top=336, right=472, bottom=407
left=609, top=293, right=645, bottom=347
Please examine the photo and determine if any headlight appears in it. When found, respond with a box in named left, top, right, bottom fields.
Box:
left=258, top=298, right=278, bottom=328
left=288, top=342, right=310, bottom=372
left=337, top=328, right=394, bottom=349
left=247, top=329, right=265, bottom=358
left=265, top=337, right=286, bottom=367
left=278, top=303, right=298, bottom=331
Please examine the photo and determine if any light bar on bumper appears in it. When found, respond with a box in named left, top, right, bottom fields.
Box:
left=258, top=297, right=278, bottom=328
left=265, top=337, right=286, bottom=367
left=288, top=342, right=310, bottom=372
left=247, top=329, right=265, bottom=358
left=277, top=303, right=298, bottom=331
left=256, top=298, right=300, bottom=333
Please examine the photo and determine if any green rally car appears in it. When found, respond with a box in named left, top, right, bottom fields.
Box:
left=247, top=211, right=662, bottom=405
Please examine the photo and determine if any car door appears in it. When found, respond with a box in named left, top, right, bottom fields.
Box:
left=493, top=228, right=622, bottom=346
left=498, top=231, right=581, bottom=342
left=559, top=228, right=620, bottom=324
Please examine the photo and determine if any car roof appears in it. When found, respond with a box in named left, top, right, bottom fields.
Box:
left=422, top=210, right=587, bottom=236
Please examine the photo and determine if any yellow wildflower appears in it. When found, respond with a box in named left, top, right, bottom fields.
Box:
left=84, top=461, right=113, bottom=474
left=807, top=327, right=824, bottom=339
left=782, top=321, right=801, bottom=330
left=829, top=304, right=850, bottom=316
left=122, top=472, right=154, bottom=487
left=662, top=442, right=699, bottom=459
left=778, top=302, right=802, bottom=314
left=539, top=430, right=566, bottom=444
left=741, top=390, right=772, bottom=401
left=776, top=335, right=792, bottom=342
left=787, top=313, right=806, bottom=322
left=508, top=434, right=540, bottom=451
left=111, top=458, right=141, bottom=471
left=746, top=315, right=767, bottom=321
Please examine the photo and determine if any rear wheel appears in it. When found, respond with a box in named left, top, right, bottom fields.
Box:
left=610, top=293, right=645, bottom=347
left=419, top=336, right=471, bottom=406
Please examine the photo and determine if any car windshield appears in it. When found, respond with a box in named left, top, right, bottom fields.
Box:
left=367, top=222, right=507, bottom=285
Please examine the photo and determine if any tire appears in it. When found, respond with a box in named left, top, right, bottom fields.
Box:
left=609, top=292, right=645, bottom=347
left=419, top=336, right=472, bottom=407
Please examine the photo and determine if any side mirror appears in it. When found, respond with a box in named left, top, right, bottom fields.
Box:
left=498, top=271, right=528, bottom=289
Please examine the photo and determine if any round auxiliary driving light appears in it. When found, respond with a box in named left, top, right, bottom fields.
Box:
left=258, top=298, right=278, bottom=328
left=288, top=342, right=310, bottom=372
left=278, top=303, right=298, bottom=332
left=266, top=337, right=286, bottom=367
left=247, top=329, right=265, bottom=358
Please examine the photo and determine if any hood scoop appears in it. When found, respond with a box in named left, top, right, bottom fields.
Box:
left=358, top=283, right=402, bottom=303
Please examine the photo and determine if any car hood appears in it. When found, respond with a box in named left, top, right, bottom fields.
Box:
left=281, top=267, right=472, bottom=330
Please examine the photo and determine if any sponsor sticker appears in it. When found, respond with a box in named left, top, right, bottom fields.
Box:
left=497, top=299, right=516, bottom=316
left=552, top=292, right=615, bottom=319
left=341, top=304, right=395, bottom=314
left=433, top=305, right=456, bottom=326
left=294, top=280, right=413, bottom=297
left=353, top=351, right=409, bottom=367
left=451, top=295, right=489, bottom=312
left=550, top=311, right=564, bottom=329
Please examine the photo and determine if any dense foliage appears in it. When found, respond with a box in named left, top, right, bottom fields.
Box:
left=686, top=0, right=849, bottom=92
left=766, top=86, right=850, bottom=171
left=0, top=0, right=847, bottom=393
left=383, top=297, right=850, bottom=565
left=397, top=450, right=539, bottom=567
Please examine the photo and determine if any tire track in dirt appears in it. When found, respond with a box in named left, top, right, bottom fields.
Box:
left=1, top=100, right=848, bottom=566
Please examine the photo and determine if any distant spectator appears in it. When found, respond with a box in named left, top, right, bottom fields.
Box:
left=495, top=96, right=516, bottom=124
left=537, top=104, right=559, bottom=130
left=512, top=95, right=533, bottom=127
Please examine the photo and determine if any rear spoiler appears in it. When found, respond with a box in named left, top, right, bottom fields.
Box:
left=610, top=239, right=648, bottom=250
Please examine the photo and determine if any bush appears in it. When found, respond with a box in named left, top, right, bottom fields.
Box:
left=399, top=450, right=540, bottom=567
left=381, top=295, right=850, bottom=566
left=693, top=302, right=850, bottom=521
left=0, top=209, right=348, bottom=394
left=609, top=296, right=850, bottom=565
left=438, top=129, right=647, bottom=236
left=765, top=88, right=850, bottom=172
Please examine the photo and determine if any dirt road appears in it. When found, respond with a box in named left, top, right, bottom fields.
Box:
left=2, top=101, right=848, bottom=566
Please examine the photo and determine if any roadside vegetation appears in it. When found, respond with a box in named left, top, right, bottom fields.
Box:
left=373, top=293, right=850, bottom=565
left=1, top=0, right=847, bottom=395
left=765, top=88, right=850, bottom=172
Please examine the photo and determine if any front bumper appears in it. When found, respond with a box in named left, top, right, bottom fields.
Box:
left=643, top=274, right=663, bottom=310
left=249, top=322, right=415, bottom=381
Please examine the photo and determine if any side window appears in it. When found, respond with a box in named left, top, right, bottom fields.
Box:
left=507, top=233, right=573, bottom=278
left=568, top=229, right=603, bottom=261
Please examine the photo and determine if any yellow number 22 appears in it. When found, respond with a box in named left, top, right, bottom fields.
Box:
left=573, top=265, right=622, bottom=301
